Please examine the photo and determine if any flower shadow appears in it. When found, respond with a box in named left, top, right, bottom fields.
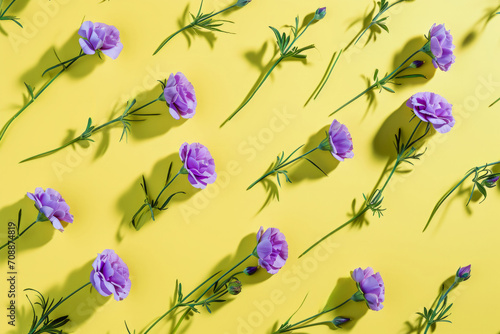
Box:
left=372, top=101, right=434, bottom=163
left=390, top=36, right=436, bottom=87
left=115, top=153, right=200, bottom=242
left=0, top=197, right=55, bottom=264
left=460, top=3, right=500, bottom=49
left=401, top=275, right=455, bottom=334
left=11, top=259, right=108, bottom=334
left=255, top=125, right=340, bottom=213
left=323, top=277, right=367, bottom=331
left=18, top=30, right=101, bottom=91
left=343, top=4, right=378, bottom=50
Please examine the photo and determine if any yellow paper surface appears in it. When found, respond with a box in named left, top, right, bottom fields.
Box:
left=1, top=0, right=500, bottom=333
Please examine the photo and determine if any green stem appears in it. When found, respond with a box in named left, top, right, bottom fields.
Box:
left=247, top=147, right=319, bottom=190
left=330, top=47, right=424, bottom=116
left=28, top=282, right=91, bottom=334
left=1, top=0, right=17, bottom=16
left=195, top=253, right=252, bottom=302
left=0, top=54, right=85, bottom=143
left=283, top=19, right=312, bottom=54
left=154, top=170, right=182, bottom=204
left=314, top=49, right=343, bottom=100
left=423, top=160, right=500, bottom=231
left=143, top=304, right=182, bottom=334
left=221, top=56, right=284, bottom=127
left=276, top=298, right=352, bottom=333
left=423, top=283, right=456, bottom=334
left=153, top=3, right=238, bottom=55
left=20, top=97, right=160, bottom=163
left=0, top=220, right=38, bottom=251
left=171, top=309, right=190, bottom=334
left=299, top=206, right=370, bottom=258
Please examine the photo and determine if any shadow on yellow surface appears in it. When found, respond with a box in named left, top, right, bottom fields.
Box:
left=116, top=153, right=200, bottom=240
left=460, top=2, right=500, bottom=50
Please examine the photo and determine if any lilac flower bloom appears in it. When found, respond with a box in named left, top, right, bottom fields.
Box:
left=163, top=73, right=197, bottom=120
left=315, top=7, right=327, bottom=20
left=90, top=249, right=131, bottom=301
left=27, top=187, right=73, bottom=232
left=256, top=226, right=288, bottom=274
left=428, top=24, right=455, bottom=72
left=484, top=175, right=500, bottom=188
left=78, top=21, right=123, bottom=59
left=406, top=92, right=455, bottom=134
left=352, top=267, right=385, bottom=311
left=327, top=119, right=354, bottom=161
left=457, top=265, right=471, bottom=281
left=179, top=142, right=217, bottom=189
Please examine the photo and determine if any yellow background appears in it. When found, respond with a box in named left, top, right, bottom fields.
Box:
left=1, top=0, right=500, bottom=333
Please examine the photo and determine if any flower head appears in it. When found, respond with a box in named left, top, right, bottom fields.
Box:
left=78, top=21, right=123, bottom=59
left=314, top=7, right=327, bottom=20
left=244, top=266, right=258, bottom=275
left=255, top=226, right=288, bottom=274
left=236, top=0, right=252, bottom=7
left=163, top=72, right=197, bottom=120
left=319, top=119, right=354, bottom=161
left=179, top=142, right=217, bottom=189
left=90, top=249, right=131, bottom=301
left=456, top=265, right=471, bottom=282
left=351, top=267, right=385, bottom=311
left=333, top=317, right=350, bottom=327
left=228, top=280, right=242, bottom=295
left=27, top=187, right=73, bottom=232
left=406, top=92, right=454, bottom=134
left=426, top=24, right=455, bottom=72
left=484, top=175, right=500, bottom=188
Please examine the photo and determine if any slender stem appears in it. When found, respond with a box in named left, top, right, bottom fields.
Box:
left=314, top=49, right=343, bottom=100
left=154, top=170, right=182, bottom=204
left=284, top=20, right=312, bottom=54
left=143, top=304, right=182, bottom=334
left=383, top=48, right=424, bottom=82
left=171, top=309, right=190, bottom=334
left=277, top=298, right=352, bottom=333
left=195, top=253, right=253, bottom=302
left=423, top=283, right=456, bottom=334
left=20, top=97, right=160, bottom=163
left=92, top=98, right=160, bottom=133
left=330, top=84, right=376, bottom=115
left=300, top=206, right=370, bottom=258
left=0, top=220, right=38, bottom=251
left=1, top=0, right=17, bottom=16
left=221, top=56, right=284, bottom=126
left=247, top=147, right=318, bottom=190
left=28, top=282, right=91, bottom=334
left=0, top=54, right=85, bottom=143
left=153, top=3, right=238, bottom=55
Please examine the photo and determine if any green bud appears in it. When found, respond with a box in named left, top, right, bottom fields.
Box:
left=228, top=280, right=242, bottom=295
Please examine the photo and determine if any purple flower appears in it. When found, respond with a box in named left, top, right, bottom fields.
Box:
left=163, top=73, right=197, bottom=120
left=427, top=24, right=455, bottom=72
left=244, top=266, right=258, bottom=275
left=179, top=142, right=217, bottom=189
left=456, top=265, right=471, bottom=282
left=322, top=119, right=354, bottom=161
left=78, top=21, right=123, bottom=59
left=314, top=7, right=327, bottom=20
left=351, top=267, right=385, bottom=311
left=333, top=317, right=350, bottom=327
left=90, top=249, right=131, bottom=301
left=255, top=226, right=288, bottom=274
left=27, top=187, right=73, bottom=232
left=484, top=175, right=500, bottom=188
left=406, top=92, right=454, bottom=134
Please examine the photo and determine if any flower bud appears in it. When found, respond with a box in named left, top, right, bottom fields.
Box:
left=228, top=280, right=242, bottom=295
left=333, top=317, right=350, bottom=327
left=455, top=265, right=471, bottom=283
left=236, top=0, right=251, bottom=7
left=244, top=266, right=258, bottom=276
left=484, top=175, right=499, bottom=188
left=314, top=7, right=326, bottom=21
left=409, top=60, right=424, bottom=68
